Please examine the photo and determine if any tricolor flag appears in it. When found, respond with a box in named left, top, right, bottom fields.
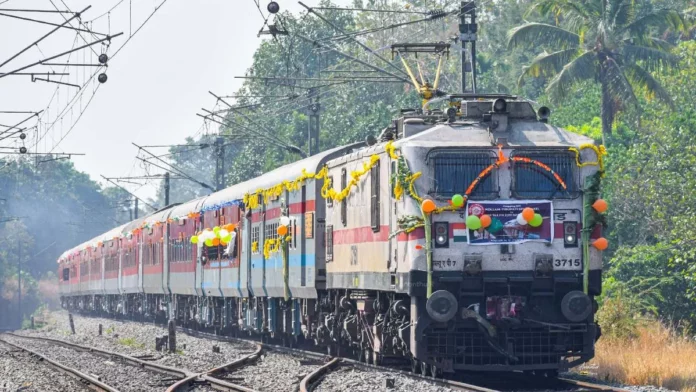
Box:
left=453, top=222, right=467, bottom=242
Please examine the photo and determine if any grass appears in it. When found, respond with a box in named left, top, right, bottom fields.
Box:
left=582, top=320, right=696, bottom=392
left=118, top=337, right=145, bottom=349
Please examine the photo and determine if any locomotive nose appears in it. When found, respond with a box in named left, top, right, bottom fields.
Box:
left=561, top=290, right=592, bottom=322
left=426, top=290, right=458, bottom=323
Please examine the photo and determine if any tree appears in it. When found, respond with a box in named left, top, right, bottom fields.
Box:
left=508, top=0, right=684, bottom=142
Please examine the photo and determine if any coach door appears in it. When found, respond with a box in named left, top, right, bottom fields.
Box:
left=194, top=217, right=204, bottom=297
left=389, top=159, right=398, bottom=275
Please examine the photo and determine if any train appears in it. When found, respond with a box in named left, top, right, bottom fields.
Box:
left=58, top=94, right=607, bottom=377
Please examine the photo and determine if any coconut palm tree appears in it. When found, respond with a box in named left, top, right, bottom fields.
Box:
left=508, top=0, right=684, bottom=141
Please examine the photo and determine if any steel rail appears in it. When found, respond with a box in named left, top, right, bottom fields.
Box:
left=166, top=344, right=263, bottom=392
left=3, top=332, right=191, bottom=379
left=40, top=315, right=627, bottom=392
left=175, top=327, right=497, bottom=392
left=557, top=378, right=633, bottom=392
left=0, top=337, right=119, bottom=392
left=299, top=357, right=341, bottom=392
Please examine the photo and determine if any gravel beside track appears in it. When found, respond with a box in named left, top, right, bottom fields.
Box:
left=0, top=340, right=91, bottom=392
left=314, top=365, right=456, bottom=392
left=3, top=334, right=178, bottom=392
left=219, top=352, right=322, bottom=392
left=16, top=311, right=256, bottom=372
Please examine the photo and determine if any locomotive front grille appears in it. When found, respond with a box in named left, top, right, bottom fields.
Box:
left=425, top=325, right=587, bottom=367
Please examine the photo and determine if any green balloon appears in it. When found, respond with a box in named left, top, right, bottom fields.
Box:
left=466, top=215, right=482, bottom=230
left=222, top=234, right=232, bottom=243
left=204, top=238, right=214, bottom=247
left=452, top=194, right=465, bottom=207
left=213, top=226, right=221, bottom=234
left=488, top=218, right=504, bottom=234
left=529, top=213, right=543, bottom=227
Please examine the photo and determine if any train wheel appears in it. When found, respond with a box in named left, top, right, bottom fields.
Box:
left=420, top=361, right=429, bottom=377
left=373, top=352, right=381, bottom=366
left=431, top=364, right=441, bottom=378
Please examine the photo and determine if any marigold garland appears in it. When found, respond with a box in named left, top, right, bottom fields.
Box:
left=569, top=143, right=607, bottom=173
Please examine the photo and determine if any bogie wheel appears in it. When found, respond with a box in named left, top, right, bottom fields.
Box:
left=431, top=364, right=441, bottom=378
left=373, top=352, right=382, bottom=366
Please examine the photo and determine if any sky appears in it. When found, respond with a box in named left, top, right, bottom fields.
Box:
left=0, top=0, right=349, bottom=200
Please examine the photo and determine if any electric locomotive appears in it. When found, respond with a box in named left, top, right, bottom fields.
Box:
left=58, top=94, right=605, bottom=377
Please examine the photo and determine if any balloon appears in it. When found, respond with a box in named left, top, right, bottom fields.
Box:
left=222, top=234, right=232, bottom=243
left=224, top=224, right=236, bottom=232
left=466, top=215, right=482, bottom=230
left=593, top=237, right=608, bottom=251
left=529, top=213, right=543, bottom=227
left=451, top=194, right=464, bottom=208
left=213, top=226, right=221, bottom=234
left=522, top=207, right=535, bottom=222
left=488, top=218, right=504, bottom=234
left=190, top=236, right=199, bottom=244
left=415, top=244, right=423, bottom=250
left=220, top=241, right=228, bottom=247
left=593, top=199, right=608, bottom=213
left=204, top=239, right=214, bottom=247
left=279, top=216, right=291, bottom=226
left=277, top=225, right=288, bottom=236
left=212, top=238, right=221, bottom=246
left=480, top=214, right=492, bottom=228
left=219, top=229, right=229, bottom=239
left=421, top=199, right=436, bottom=213
left=516, top=213, right=528, bottom=225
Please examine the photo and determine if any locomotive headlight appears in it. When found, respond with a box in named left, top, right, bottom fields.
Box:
left=433, top=222, right=449, bottom=248
left=493, top=98, right=507, bottom=113
left=564, top=221, right=578, bottom=248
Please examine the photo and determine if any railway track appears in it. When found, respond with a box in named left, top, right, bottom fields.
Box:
left=0, top=338, right=117, bottom=392
left=1, top=332, right=192, bottom=392
left=9, top=314, right=636, bottom=392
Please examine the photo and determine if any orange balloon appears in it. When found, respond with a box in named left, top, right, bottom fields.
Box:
left=277, top=225, right=288, bottom=236
left=480, top=214, right=492, bottom=228
left=522, top=207, right=535, bottom=222
left=593, top=237, right=608, bottom=251
left=593, top=199, right=608, bottom=213
left=226, top=224, right=236, bottom=231
left=421, top=199, right=436, bottom=213
left=220, top=241, right=228, bottom=247
left=415, top=244, right=423, bottom=250
left=212, top=238, right=221, bottom=246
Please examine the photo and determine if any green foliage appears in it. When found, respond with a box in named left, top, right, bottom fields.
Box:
left=0, top=158, right=122, bottom=328
left=509, top=0, right=685, bottom=137
left=118, top=337, right=145, bottom=349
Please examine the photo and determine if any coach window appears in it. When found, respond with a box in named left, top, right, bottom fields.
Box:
left=370, top=159, right=380, bottom=232
left=511, top=150, right=578, bottom=199
left=340, top=168, right=347, bottom=226
left=428, top=150, right=498, bottom=199
left=62, top=268, right=70, bottom=281
left=326, top=176, right=333, bottom=207
left=251, top=226, right=260, bottom=254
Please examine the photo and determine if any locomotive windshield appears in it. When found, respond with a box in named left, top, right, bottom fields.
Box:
left=512, top=150, right=578, bottom=199
left=428, top=150, right=498, bottom=199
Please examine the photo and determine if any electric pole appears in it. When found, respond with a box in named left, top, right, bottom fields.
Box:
left=135, top=198, right=139, bottom=219
left=306, top=88, right=321, bottom=156
left=460, top=1, right=477, bottom=93
left=17, top=242, right=21, bottom=328
left=164, top=172, right=170, bottom=206
left=214, top=137, right=225, bottom=191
